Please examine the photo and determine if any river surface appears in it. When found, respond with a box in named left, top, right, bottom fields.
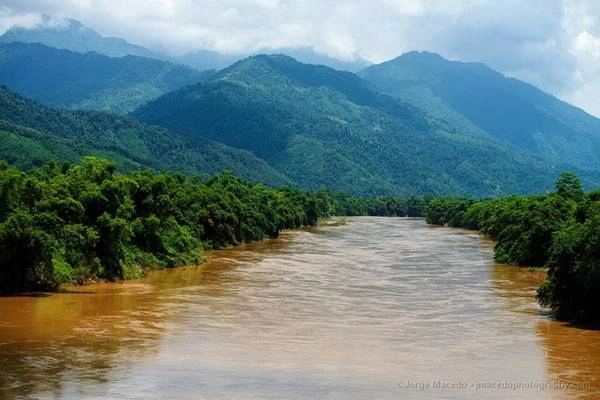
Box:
left=1, top=217, right=599, bottom=399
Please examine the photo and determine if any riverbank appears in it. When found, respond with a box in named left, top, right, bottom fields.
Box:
left=423, top=173, right=600, bottom=324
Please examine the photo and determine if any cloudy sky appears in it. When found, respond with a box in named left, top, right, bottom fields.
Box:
left=1, top=0, right=600, bottom=116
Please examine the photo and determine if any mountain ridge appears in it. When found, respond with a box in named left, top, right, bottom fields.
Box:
left=133, top=54, right=580, bottom=196
left=0, top=42, right=210, bottom=113
left=2, top=19, right=600, bottom=197
left=358, top=51, right=600, bottom=172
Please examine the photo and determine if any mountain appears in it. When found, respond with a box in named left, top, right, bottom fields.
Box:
left=1, top=17, right=369, bottom=73
left=0, top=16, right=155, bottom=58
left=358, top=51, right=600, bottom=172
left=0, top=42, right=211, bottom=113
left=133, top=54, right=575, bottom=197
left=0, top=86, right=289, bottom=186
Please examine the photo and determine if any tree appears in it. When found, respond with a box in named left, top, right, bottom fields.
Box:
left=555, top=172, right=583, bottom=201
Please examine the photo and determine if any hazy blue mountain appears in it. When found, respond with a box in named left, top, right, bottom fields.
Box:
left=0, top=42, right=211, bottom=113
left=0, top=16, right=155, bottom=58
left=0, top=17, right=370, bottom=73
left=0, top=85, right=289, bottom=186
left=358, top=51, right=600, bottom=172
left=133, top=54, right=575, bottom=197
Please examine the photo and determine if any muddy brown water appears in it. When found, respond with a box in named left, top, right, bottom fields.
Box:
left=1, top=217, right=599, bottom=399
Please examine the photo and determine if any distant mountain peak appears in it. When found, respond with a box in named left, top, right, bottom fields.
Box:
left=217, top=53, right=370, bottom=91
left=0, top=16, right=155, bottom=59
left=1, top=15, right=370, bottom=73
left=219, top=53, right=302, bottom=76
left=40, top=15, right=84, bottom=30
left=256, top=53, right=298, bottom=63
left=223, top=53, right=297, bottom=69
left=64, top=18, right=83, bottom=29
left=6, top=15, right=90, bottom=36
left=397, top=50, right=444, bottom=60
left=385, top=51, right=466, bottom=69
left=232, top=53, right=310, bottom=66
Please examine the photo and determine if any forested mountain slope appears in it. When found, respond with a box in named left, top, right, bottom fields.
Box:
left=0, top=42, right=211, bottom=113
left=358, top=51, right=600, bottom=172
left=133, top=54, right=570, bottom=196
left=0, top=86, right=289, bottom=185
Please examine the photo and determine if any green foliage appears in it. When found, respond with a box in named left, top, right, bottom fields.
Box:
left=555, top=171, right=584, bottom=201
left=538, top=202, right=600, bottom=322
left=424, top=197, right=475, bottom=227
left=424, top=173, right=600, bottom=323
left=0, top=157, right=424, bottom=292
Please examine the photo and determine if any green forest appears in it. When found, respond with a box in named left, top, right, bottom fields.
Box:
left=424, top=172, right=600, bottom=323
left=0, top=157, right=424, bottom=293
left=0, top=85, right=289, bottom=186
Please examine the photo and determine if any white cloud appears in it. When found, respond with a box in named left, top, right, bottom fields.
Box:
left=1, top=0, right=600, bottom=115
left=573, top=31, right=600, bottom=61
left=0, top=7, right=41, bottom=32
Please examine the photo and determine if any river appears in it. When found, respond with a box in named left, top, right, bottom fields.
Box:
left=0, top=217, right=599, bottom=399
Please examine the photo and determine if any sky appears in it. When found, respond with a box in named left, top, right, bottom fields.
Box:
left=1, top=0, right=600, bottom=116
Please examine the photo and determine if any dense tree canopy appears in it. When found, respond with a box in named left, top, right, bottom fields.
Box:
left=0, top=85, right=288, bottom=185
